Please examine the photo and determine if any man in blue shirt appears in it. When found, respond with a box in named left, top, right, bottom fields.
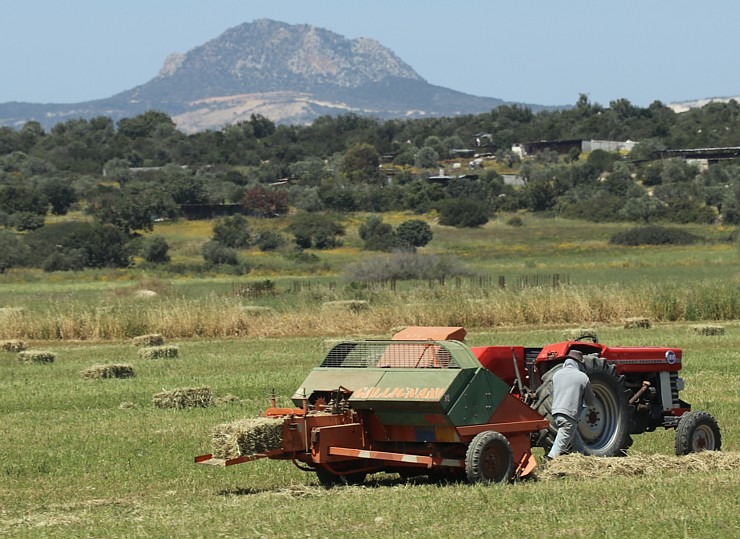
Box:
left=545, top=350, right=595, bottom=461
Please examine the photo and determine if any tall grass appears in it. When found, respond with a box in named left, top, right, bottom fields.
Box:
left=4, top=280, right=740, bottom=340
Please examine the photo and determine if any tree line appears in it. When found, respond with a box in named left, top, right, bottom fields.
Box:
left=2, top=96, right=740, bottom=272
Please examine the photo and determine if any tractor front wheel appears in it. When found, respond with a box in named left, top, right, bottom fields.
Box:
left=675, top=410, right=722, bottom=455
left=465, top=430, right=513, bottom=484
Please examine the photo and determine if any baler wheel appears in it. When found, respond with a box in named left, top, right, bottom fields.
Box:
left=315, top=467, right=367, bottom=488
left=465, top=430, right=513, bottom=484
left=675, top=410, right=722, bottom=455
left=532, top=356, right=633, bottom=457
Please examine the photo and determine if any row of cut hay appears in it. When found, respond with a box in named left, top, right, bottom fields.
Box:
left=1, top=340, right=27, bottom=352
left=153, top=386, right=213, bottom=409
left=81, top=364, right=135, bottom=380
left=2, top=282, right=740, bottom=340
left=17, top=350, right=56, bottom=364
left=138, top=345, right=179, bottom=359
left=537, top=451, right=740, bottom=481
left=211, top=417, right=284, bottom=459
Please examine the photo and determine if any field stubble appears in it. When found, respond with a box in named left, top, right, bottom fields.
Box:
left=0, top=327, right=738, bottom=537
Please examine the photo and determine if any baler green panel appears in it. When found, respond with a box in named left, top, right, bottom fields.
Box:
left=348, top=368, right=475, bottom=415
left=446, top=369, right=511, bottom=426
left=292, top=368, right=385, bottom=405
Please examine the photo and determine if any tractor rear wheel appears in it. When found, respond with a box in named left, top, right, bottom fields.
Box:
left=465, top=430, right=513, bottom=484
left=675, top=410, right=722, bottom=455
left=532, top=356, right=634, bottom=457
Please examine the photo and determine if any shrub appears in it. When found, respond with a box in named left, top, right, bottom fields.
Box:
left=212, top=215, right=251, bottom=248
left=396, top=219, right=433, bottom=251
left=41, top=249, right=87, bottom=272
left=139, top=235, right=170, bottom=263
left=609, top=225, right=703, bottom=246
left=287, top=213, right=344, bottom=249
left=202, top=240, right=239, bottom=266
left=359, top=215, right=396, bottom=251
left=437, top=198, right=490, bottom=228
left=506, top=215, right=524, bottom=227
left=255, top=230, right=285, bottom=251
left=345, top=252, right=469, bottom=281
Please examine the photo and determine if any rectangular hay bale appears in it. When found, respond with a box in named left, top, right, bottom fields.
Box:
left=82, top=364, right=135, bottom=380
left=211, top=417, right=284, bottom=459
left=17, top=350, right=55, bottom=364
left=153, top=386, right=213, bottom=409
left=1, top=340, right=27, bottom=352
left=138, top=345, right=179, bottom=359
left=132, top=334, right=165, bottom=347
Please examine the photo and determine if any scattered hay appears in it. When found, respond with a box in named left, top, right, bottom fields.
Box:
left=211, top=417, right=284, bottom=459
left=690, top=324, right=725, bottom=336
left=153, top=386, right=213, bottom=409
left=537, top=451, right=740, bottom=481
left=82, top=364, right=135, bottom=380
left=17, top=350, right=56, bottom=364
left=138, top=345, right=178, bottom=359
left=322, top=300, right=370, bottom=314
left=1, top=339, right=27, bottom=352
left=624, top=317, right=652, bottom=329
left=214, top=394, right=242, bottom=405
left=119, top=401, right=136, bottom=409
left=134, top=289, right=158, bottom=299
left=132, top=334, right=165, bottom=347
left=563, top=328, right=598, bottom=341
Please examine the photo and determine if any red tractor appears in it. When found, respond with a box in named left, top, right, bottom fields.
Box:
left=473, top=331, right=721, bottom=456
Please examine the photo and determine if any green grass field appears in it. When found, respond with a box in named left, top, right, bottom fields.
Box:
left=1, top=216, right=739, bottom=537
left=1, top=325, right=738, bottom=538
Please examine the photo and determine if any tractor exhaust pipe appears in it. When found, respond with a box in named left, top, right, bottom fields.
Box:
left=629, top=381, right=651, bottom=404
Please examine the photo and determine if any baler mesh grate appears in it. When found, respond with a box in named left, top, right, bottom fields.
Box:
left=320, top=341, right=460, bottom=369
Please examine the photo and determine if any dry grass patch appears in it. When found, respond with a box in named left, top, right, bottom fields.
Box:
left=537, top=451, right=740, bottom=481
left=1, top=339, right=27, bottom=352
left=132, top=334, right=165, bottom=347
left=82, top=364, right=135, bottom=380
left=211, top=417, right=284, bottom=459
left=138, top=345, right=179, bottom=359
left=153, top=386, right=213, bottom=409
left=17, top=350, right=56, bottom=364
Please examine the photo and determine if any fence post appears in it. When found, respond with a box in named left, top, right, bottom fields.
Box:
left=498, top=275, right=506, bottom=289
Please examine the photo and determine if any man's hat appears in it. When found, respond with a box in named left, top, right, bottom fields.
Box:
left=566, top=350, right=583, bottom=362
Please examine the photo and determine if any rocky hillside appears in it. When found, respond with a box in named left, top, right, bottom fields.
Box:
left=0, top=19, right=542, bottom=132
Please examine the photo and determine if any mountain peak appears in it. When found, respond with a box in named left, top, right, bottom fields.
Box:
left=0, top=19, right=528, bottom=131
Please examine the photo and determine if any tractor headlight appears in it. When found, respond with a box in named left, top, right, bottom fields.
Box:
left=675, top=377, right=685, bottom=392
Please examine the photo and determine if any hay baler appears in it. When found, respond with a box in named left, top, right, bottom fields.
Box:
left=195, top=327, right=549, bottom=484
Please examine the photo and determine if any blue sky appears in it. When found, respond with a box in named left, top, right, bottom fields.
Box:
left=1, top=0, right=738, bottom=108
